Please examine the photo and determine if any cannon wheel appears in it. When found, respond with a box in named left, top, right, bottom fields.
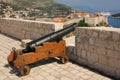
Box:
left=61, top=55, right=69, bottom=64
left=19, top=65, right=30, bottom=76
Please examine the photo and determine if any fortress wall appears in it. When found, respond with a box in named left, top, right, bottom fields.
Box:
left=0, top=18, right=63, bottom=39
left=73, top=27, right=120, bottom=78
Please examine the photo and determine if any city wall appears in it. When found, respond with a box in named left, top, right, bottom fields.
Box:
left=0, top=18, right=63, bottom=40
left=70, top=27, right=120, bottom=78
left=63, top=18, right=83, bottom=26
left=0, top=18, right=120, bottom=78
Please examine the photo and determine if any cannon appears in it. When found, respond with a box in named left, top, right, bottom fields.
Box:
left=7, top=23, right=77, bottom=76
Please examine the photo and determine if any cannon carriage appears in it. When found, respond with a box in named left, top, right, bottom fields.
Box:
left=7, top=23, right=77, bottom=76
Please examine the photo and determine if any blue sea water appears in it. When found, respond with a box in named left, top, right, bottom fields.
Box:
left=108, top=17, right=120, bottom=28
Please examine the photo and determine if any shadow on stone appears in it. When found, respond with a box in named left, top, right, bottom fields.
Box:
left=69, top=60, right=117, bottom=80
left=4, top=63, right=20, bottom=76
left=4, top=64, right=10, bottom=68
left=29, top=58, right=59, bottom=68
left=4, top=58, right=60, bottom=77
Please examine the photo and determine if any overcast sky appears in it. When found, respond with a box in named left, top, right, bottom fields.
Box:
left=55, top=0, right=120, bottom=12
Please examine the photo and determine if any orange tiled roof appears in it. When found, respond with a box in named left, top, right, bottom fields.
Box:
left=89, top=13, right=99, bottom=17
left=73, top=12, right=89, bottom=17
left=53, top=18, right=70, bottom=23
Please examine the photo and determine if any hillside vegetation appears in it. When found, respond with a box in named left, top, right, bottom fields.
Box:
left=112, top=13, right=120, bottom=18
left=6, top=0, right=56, bottom=9
left=0, top=0, right=74, bottom=18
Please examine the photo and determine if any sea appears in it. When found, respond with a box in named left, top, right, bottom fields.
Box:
left=108, top=17, right=120, bottom=28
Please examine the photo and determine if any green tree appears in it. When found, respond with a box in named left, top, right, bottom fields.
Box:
left=78, top=19, right=89, bottom=27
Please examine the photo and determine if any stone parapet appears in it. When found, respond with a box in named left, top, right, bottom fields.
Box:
left=75, top=27, right=120, bottom=78
left=0, top=18, right=63, bottom=39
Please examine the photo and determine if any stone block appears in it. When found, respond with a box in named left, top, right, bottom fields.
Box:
left=99, top=30, right=112, bottom=39
left=76, top=48, right=81, bottom=57
left=86, top=29, right=93, bottom=36
left=76, top=43, right=84, bottom=50
left=106, top=41, right=115, bottom=49
left=103, top=65, right=115, bottom=76
left=80, top=36, right=89, bottom=44
left=67, top=46, right=75, bottom=55
left=77, top=57, right=88, bottom=66
left=94, top=38, right=107, bottom=48
left=112, top=32, right=120, bottom=41
left=68, top=53, right=77, bottom=62
left=98, top=55, right=108, bottom=65
left=76, top=28, right=86, bottom=36
left=30, top=32, right=41, bottom=39
left=114, top=42, right=120, bottom=51
left=92, top=30, right=99, bottom=37
left=94, top=63, right=106, bottom=72
left=81, top=50, right=87, bottom=59
left=106, top=49, right=120, bottom=59
left=96, top=47, right=106, bottom=56
left=87, top=52, right=98, bottom=63
left=88, top=45, right=97, bottom=53
left=15, top=30, right=25, bottom=39
left=108, top=58, right=120, bottom=69
left=116, top=69, right=120, bottom=78
left=89, top=38, right=95, bottom=45
left=84, top=43, right=89, bottom=50
left=97, top=63, right=116, bottom=77
left=75, top=36, right=81, bottom=43
left=24, top=32, right=31, bottom=39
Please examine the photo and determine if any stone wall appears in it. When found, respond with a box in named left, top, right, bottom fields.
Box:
left=74, top=27, right=120, bottom=78
left=85, top=16, right=108, bottom=26
left=0, top=18, right=63, bottom=40
left=63, top=18, right=83, bottom=26
left=85, top=17, right=98, bottom=26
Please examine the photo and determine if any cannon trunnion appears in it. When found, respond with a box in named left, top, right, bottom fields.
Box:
left=7, top=23, right=76, bottom=76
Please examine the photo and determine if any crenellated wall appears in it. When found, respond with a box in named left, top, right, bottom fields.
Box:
left=0, top=18, right=63, bottom=40
left=73, top=27, right=120, bottom=78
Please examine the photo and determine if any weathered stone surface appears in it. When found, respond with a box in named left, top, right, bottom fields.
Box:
left=92, top=30, right=99, bottom=37
left=0, top=18, right=63, bottom=40
left=99, top=30, right=112, bottom=39
left=98, top=55, right=108, bottom=65
left=112, top=32, right=120, bottom=41
left=106, top=49, right=120, bottom=59
left=114, top=42, right=120, bottom=51
left=96, top=47, right=106, bottom=55
left=89, top=38, right=95, bottom=45
left=94, top=38, right=107, bottom=47
left=81, top=50, right=87, bottom=59
left=87, top=52, right=98, bottom=63
left=116, top=69, right=120, bottom=78
left=108, top=58, right=120, bottom=69
left=75, top=27, right=120, bottom=78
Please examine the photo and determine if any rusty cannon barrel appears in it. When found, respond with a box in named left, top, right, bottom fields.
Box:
left=23, top=23, right=77, bottom=53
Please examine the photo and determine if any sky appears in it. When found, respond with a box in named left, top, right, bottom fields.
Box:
left=55, top=0, right=120, bottom=13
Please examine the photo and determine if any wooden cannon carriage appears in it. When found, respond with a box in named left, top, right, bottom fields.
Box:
left=7, top=23, right=76, bottom=76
